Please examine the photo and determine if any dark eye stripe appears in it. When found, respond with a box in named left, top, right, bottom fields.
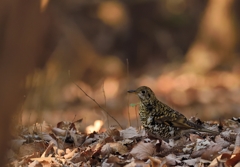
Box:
left=142, top=90, right=145, bottom=94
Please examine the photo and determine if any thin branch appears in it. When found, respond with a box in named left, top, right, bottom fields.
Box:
left=102, top=81, right=109, bottom=128
left=135, top=105, right=139, bottom=130
left=71, top=114, right=77, bottom=122
left=74, top=83, right=123, bottom=129
left=126, top=59, right=131, bottom=127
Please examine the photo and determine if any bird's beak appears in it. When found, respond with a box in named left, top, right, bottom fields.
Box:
left=127, top=89, right=136, bottom=93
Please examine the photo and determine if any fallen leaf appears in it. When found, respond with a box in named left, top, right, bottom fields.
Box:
left=52, top=127, right=67, bottom=136
left=233, top=133, right=240, bottom=154
left=165, top=154, right=181, bottom=166
left=108, top=142, right=129, bottom=155
left=10, top=139, right=26, bottom=153
left=215, top=135, right=230, bottom=148
left=121, top=127, right=139, bottom=139
left=183, top=158, right=200, bottom=166
left=226, top=153, right=240, bottom=167
left=124, top=160, right=150, bottom=167
left=201, top=143, right=222, bottom=161
left=148, top=156, right=165, bottom=167
left=19, top=141, right=46, bottom=157
left=130, top=141, right=154, bottom=160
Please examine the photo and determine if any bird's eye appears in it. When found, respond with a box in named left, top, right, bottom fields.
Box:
left=141, top=90, right=145, bottom=94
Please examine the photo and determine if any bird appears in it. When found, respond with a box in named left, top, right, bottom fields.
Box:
left=128, top=86, right=219, bottom=140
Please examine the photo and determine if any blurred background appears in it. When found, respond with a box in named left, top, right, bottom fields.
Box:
left=1, top=0, right=240, bottom=135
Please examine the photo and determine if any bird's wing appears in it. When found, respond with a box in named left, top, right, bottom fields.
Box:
left=155, top=112, right=193, bottom=129
left=154, top=105, right=194, bottom=129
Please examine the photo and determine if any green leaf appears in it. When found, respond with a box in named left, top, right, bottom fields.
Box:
left=129, top=103, right=139, bottom=107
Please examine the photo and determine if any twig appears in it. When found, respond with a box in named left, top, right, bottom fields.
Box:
left=126, top=59, right=131, bottom=127
left=72, top=114, right=77, bottom=122
left=135, top=105, right=139, bottom=130
left=74, top=83, right=123, bottom=129
left=102, top=81, right=109, bottom=128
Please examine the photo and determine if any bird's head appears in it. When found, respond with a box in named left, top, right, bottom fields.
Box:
left=128, top=86, right=156, bottom=102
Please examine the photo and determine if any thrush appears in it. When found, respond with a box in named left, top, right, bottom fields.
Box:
left=128, top=86, right=219, bottom=140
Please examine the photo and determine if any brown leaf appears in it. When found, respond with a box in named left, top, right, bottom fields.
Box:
left=52, top=127, right=67, bottom=136
left=105, top=127, right=121, bottom=141
left=64, top=148, right=78, bottom=159
left=53, top=145, right=65, bottom=156
left=190, top=134, right=202, bottom=142
left=19, top=141, right=46, bottom=157
left=101, top=143, right=112, bottom=156
left=57, top=121, right=72, bottom=130
left=28, top=160, right=42, bottom=167
left=121, top=127, right=139, bottom=139
left=148, top=156, right=164, bottom=167
left=233, top=133, right=240, bottom=154
left=107, top=142, right=129, bottom=155
left=201, top=144, right=222, bottom=161
left=209, top=154, right=227, bottom=167
left=183, top=158, right=200, bottom=166
left=215, top=135, right=230, bottom=148
left=130, top=141, right=154, bottom=160
left=29, top=121, right=53, bottom=134
left=70, top=149, right=93, bottom=163
left=124, top=160, right=150, bottom=167
left=165, top=154, right=181, bottom=166
left=73, top=118, right=83, bottom=132
left=191, top=139, right=211, bottom=158
left=69, top=129, right=86, bottom=146
left=10, top=139, right=26, bottom=153
left=220, top=153, right=232, bottom=161
left=30, top=157, right=53, bottom=163
left=226, top=153, right=240, bottom=167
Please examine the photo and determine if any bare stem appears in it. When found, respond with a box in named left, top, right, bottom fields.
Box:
left=74, top=83, right=122, bottom=129
left=135, top=105, right=139, bottom=130
left=102, top=81, right=109, bottom=128
left=126, top=59, right=131, bottom=127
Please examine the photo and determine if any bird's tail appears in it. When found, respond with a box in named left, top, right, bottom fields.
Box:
left=198, top=128, right=219, bottom=135
left=186, top=120, right=219, bottom=135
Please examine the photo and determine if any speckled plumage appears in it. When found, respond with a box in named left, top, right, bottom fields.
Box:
left=128, top=86, right=219, bottom=140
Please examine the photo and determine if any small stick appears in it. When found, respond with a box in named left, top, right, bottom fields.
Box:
left=126, top=59, right=131, bottom=127
left=102, top=81, right=109, bottom=128
left=72, top=114, right=77, bottom=122
left=74, top=83, right=122, bottom=129
left=135, top=105, right=139, bottom=130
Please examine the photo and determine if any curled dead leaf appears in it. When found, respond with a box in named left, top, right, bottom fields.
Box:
left=101, top=143, right=113, bottom=156
left=105, top=127, right=121, bottom=141
left=165, top=154, right=181, bottom=166
left=183, top=158, right=200, bottom=166
left=102, top=142, right=129, bottom=155
left=130, top=141, right=154, bottom=160
left=226, top=153, right=240, bottom=167
left=121, top=127, right=139, bottom=139
left=148, top=156, right=166, bottom=167
left=191, top=139, right=211, bottom=158
left=69, top=129, right=86, bottom=146
left=53, top=145, right=65, bottom=156
left=201, top=143, right=222, bottom=161
left=57, top=121, right=72, bottom=130
left=124, top=160, right=150, bottom=167
left=215, top=135, right=230, bottom=148
left=10, top=139, right=26, bottom=153
left=233, top=133, right=240, bottom=154
left=52, top=127, right=67, bottom=136
left=29, top=121, right=53, bottom=134
left=19, top=141, right=46, bottom=157
left=190, top=134, right=201, bottom=142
